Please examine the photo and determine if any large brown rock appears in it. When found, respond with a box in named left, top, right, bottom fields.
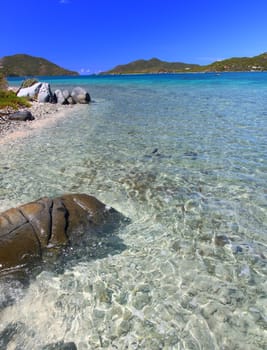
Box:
left=0, top=193, right=123, bottom=275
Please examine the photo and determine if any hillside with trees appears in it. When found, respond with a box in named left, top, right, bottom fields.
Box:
left=0, top=54, right=78, bottom=77
left=205, top=52, right=267, bottom=71
left=102, top=52, right=267, bottom=74
left=101, top=58, right=201, bottom=74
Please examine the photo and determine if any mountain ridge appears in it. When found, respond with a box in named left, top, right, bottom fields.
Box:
left=101, top=52, right=267, bottom=74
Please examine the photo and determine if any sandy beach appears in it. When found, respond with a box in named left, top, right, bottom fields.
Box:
left=0, top=101, right=77, bottom=145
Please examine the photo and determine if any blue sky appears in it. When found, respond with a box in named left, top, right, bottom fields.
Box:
left=1, top=0, right=267, bottom=74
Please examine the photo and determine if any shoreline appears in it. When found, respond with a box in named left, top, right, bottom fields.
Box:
left=0, top=101, right=78, bottom=145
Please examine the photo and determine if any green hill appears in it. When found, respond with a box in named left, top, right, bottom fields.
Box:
left=0, top=54, right=78, bottom=77
left=205, top=52, right=267, bottom=71
left=102, top=52, right=267, bottom=74
left=102, top=58, right=201, bottom=74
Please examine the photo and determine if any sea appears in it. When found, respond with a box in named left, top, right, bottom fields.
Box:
left=0, top=72, right=266, bottom=349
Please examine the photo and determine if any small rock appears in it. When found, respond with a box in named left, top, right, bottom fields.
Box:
left=8, top=111, right=35, bottom=121
left=214, top=235, right=230, bottom=247
left=117, top=319, right=131, bottom=336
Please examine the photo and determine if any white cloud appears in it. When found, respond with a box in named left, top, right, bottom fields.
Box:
left=80, top=68, right=91, bottom=74
left=59, top=0, right=70, bottom=4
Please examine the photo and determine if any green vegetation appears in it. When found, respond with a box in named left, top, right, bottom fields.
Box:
left=0, top=53, right=79, bottom=111
left=0, top=54, right=78, bottom=77
left=102, top=52, right=267, bottom=74
left=20, top=78, right=39, bottom=88
left=206, top=52, right=267, bottom=71
left=0, top=68, right=31, bottom=111
left=102, top=58, right=201, bottom=74
left=0, top=90, right=31, bottom=110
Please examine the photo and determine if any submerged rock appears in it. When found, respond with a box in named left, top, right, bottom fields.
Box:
left=0, top=193, right=126, bottom=275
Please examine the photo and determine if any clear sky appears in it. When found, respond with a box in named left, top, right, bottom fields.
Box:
left=1, top=0, right=267, bottom=74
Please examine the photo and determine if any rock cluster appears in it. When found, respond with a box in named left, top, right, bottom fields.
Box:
left=17, top=80, right=91, bottom=105
left=54, top=87, right=91, bottom=104
left=0, top=193, right=123, bottom=275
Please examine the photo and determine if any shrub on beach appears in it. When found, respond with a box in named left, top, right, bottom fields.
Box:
left=0, top=90, right=31, bottom=110
left=20, top=78, right=39, bottom=89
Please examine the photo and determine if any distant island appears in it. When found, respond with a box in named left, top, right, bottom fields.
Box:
left=102, top=52, right=267, bottom=74
left=1, top=52, right=267, bottom=77
left=0, top=54, right=78, bottom=77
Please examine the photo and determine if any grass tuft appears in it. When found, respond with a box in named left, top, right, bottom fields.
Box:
left=0, top=90, right=31, bottom=110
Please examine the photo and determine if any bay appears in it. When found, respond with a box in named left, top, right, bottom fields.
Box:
left=1, top=73, right=266, bottom=349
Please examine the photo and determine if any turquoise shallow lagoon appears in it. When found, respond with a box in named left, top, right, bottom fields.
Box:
left=1, top=73, right=267, bottom=349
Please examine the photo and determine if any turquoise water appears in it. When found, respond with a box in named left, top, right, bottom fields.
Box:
left=1, top=73, right=267, bottom=349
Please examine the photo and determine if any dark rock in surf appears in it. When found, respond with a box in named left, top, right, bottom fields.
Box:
left=0, top=193, right=125, bottom=275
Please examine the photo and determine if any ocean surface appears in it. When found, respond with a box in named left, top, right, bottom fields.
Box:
left=1, top=73, right=266, bottom=349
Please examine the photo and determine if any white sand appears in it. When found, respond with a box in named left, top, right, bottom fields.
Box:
left=0, top=102, right=77, bottom=145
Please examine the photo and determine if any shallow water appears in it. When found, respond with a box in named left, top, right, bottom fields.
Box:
left=1, top=73, right=267, bottom=349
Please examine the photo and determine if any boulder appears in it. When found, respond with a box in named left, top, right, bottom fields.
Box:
left=37, top=83, right=53, bottom=103
left=0, top=194, right=125, bottom=274
left=71, top=87, right=91, bottom=104
left=63, top=90, right=76, bottom=104
left=8, top=111, right=35, bottom=121
left=62, top=89, right=71, bottom=100
left=53, top=88, right=76, bottom=104
left=53, top=89, right=66, bottom=104
left=17, top=82, right=42, bottom=99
